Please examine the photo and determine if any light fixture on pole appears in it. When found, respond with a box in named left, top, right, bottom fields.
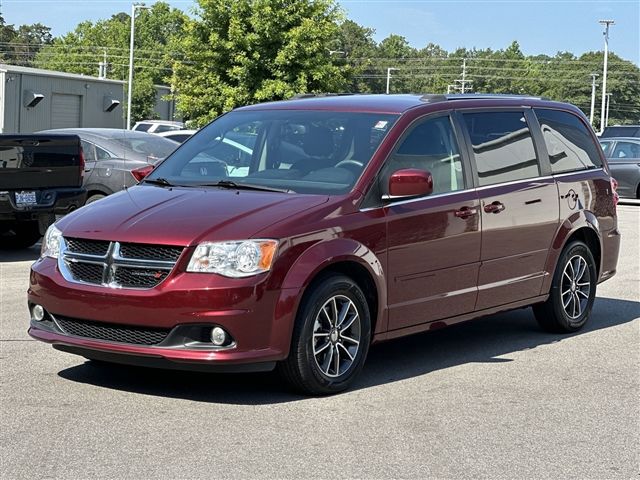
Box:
left=589, top=73, right=599, bottom=126
left=127, top=3, right=150, bottom=130
left=386, top=68, right=398, bottom=95
left=598, top=19, right=614, bottom=134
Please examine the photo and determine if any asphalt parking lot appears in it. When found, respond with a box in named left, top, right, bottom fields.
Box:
left=1, top=205, right=638, bottom=479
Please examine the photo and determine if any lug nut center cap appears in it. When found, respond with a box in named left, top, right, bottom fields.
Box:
left=330, top=329, right=339, bottom=343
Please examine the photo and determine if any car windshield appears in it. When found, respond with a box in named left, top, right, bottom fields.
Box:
left=146, top=110, right=398, bottom=194
left=111, top=135, right=178, bottom=159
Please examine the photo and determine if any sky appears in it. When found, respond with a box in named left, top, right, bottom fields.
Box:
left=2, top=0, right=639, bottom=64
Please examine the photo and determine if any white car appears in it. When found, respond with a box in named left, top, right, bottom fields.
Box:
left=132, top=120, right=184, bottom=134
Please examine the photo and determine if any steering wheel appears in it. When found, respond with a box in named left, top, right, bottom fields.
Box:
left=334, top=159, right=364, bottom=170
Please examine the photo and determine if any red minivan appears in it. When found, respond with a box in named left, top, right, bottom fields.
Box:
left=28, top=94, right=620, bottom=394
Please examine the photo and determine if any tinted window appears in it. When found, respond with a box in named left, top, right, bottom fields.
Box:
left=133, top=123, right=151, bottom=132
left=154, top=124, right=179, bottom=133
left=535, top=109, right=602, bottom=173
left=95, top=146, right=111, bottom=160
left=386, top=116, right=464, bottom=194
left=599, top=141, right=612, bottom=155
left=148, top=110, right=398, bottom=195
left=602, top=126, right=640, bottom=138
left=611, top=141, right=640, bottom=159
left=463, top=111, right=539, bottom=186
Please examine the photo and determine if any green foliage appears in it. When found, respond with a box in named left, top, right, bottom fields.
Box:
left=171, top=0, right=351, bottom=126
left=0, top=15, right=52, bottom=66
left=33, top=3, right=187, bottom=124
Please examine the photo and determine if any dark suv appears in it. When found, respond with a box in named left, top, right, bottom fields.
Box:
left=28, top=94, right=620, bottom=395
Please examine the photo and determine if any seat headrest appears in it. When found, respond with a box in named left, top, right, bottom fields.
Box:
left=302, top=126, right=334, bottom=157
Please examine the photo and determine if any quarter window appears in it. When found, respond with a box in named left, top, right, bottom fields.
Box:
left=80, top=141, right=96, bottom=162
left=534, top=109, right=602, bottom=173
left=385, top=115, right=464, bottom=194
left=462, top=111, right=539, bottom=186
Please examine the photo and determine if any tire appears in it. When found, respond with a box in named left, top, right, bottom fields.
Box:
left=533, top=240, right=597, bottom=333
left=86, top=194, right=106, bottom=204
left=278, top=274, right=371, bottom=395
left=0, top=221, right=41, bottom=249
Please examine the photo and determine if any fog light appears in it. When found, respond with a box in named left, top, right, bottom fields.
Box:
left=32, top=305, right=45, bottom=321
left=211, top=327, right=227, bottom=346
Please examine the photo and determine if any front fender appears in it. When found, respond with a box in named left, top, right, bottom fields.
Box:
left=270, top=238, right=387, bottom=359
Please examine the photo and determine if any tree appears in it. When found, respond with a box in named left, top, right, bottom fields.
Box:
left=0, top=15, right=52, bottom=66
left=171, top=0, right=351, bottom=126
left=34, top=3, right=187, bottom=123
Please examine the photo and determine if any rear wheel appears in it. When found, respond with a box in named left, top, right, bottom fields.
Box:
left=0, top=221, right=41, bottom=249
left=86, top=194, right=106, bottom=204
left=279, top=274, right=371, bottom=395
left=533, top=241, right=597, bottom=333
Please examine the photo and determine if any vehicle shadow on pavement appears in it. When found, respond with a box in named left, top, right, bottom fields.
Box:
left=0, top=244, right=41, bottom=262
left=57, top=296, right=639, bottom=404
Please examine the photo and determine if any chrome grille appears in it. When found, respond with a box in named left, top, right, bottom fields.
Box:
left=54, top=315, right=169, bottom=345
left=60, top=238, right=183, bottom=289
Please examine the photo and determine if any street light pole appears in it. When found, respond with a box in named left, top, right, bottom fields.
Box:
left=127, top=3, right=148, bottom=130
left=605, top=93, right=612, bottom=129
left=599, top=19, right=614, bottom=134
left=589, top=73, right=599, bottom=126
left=386, top=68, right=398, bottom=95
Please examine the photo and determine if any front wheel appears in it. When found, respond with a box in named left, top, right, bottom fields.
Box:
left=279, top=274, right=371, bottom=395
left=533, top=241, right=597, bottom=333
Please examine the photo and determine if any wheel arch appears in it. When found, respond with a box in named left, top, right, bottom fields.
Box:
left=273, top=238, right=386, bottom=358
left=542, top=211, right=603, bottom=293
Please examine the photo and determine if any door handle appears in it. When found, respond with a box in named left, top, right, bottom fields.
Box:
left=484, top=201, right=505, bottom=214
left=454, top=206, right=478, bottom=219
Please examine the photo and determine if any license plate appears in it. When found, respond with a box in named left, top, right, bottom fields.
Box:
left=16, top=191, right=37, bottom=206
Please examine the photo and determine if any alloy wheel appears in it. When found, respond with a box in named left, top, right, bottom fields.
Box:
left=561, top=254, right=592, bottom=320
left=312, top=294, right=361, bottom=378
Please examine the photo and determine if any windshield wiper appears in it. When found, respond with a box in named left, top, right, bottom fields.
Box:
left=200, top=180, right=293, bottom=193
left=142, top=177, right=174, bottom=187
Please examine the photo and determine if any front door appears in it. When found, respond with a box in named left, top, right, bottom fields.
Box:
left=384, top=114, right=481, bottom=331
left=460, top=110, right=559, bottom=310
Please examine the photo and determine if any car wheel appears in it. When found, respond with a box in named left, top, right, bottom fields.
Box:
left=279, top=274, right=371, bottom=395
left=86, top=194, right=106, bottom=204
left=533, top=241, right=597, bottom=333
left=0, top=222, right=41, bottom=249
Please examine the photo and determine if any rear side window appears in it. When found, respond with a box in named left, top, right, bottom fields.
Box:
left=462, top=111, right=539, bottom=186
left=534, top=109, right=602, bottom=173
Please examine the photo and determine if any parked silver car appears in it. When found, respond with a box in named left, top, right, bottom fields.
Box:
left=599, top=137, right=640, bottom=199
left=38, top=128, right=179, bottom=203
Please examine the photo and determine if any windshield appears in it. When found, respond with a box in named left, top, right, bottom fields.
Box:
left=147, top=110, right=398, bottom=194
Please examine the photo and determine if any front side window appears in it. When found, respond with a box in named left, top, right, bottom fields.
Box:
left=535, top=109, right=602, bottom=173
left=147, top=110, right=398, bottom=195
left=462, top=111, right=539, bottom=186
left=383, top=115, right=464, bottom=195
left=611, top=141, right=640, bottom=159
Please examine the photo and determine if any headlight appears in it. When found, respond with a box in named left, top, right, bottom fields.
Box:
left=187, top=240, right=278, bottom=277
left=41, top=224, right=62, bottom=259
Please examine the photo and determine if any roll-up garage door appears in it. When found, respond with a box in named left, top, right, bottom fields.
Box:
left=51, top=93, right=82, bottom=128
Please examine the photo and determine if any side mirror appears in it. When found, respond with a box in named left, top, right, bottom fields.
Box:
left=386, top=168, right=433, bottom=200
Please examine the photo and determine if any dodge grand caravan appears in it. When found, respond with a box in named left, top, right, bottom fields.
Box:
left=28, top=94, right=620, bottom=395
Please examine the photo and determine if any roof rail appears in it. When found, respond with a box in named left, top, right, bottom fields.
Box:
left=290, top=93, right=358, bottom=99
left=419, top=93, right=550, bottom=103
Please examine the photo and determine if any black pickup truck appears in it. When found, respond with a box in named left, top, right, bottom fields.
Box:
left=0, top=135, right=86, bottom=249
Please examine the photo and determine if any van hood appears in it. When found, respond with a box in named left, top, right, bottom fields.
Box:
left=56, top=185, right=329, bottom=245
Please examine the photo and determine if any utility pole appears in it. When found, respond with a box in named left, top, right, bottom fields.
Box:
left=447, top=58, right=473, bottom=94
left=127, top=3, right=149, bottom=130
left=589, top=73, right=599, bottom=126
left=386, top=68, right=398, bottom=94
left=599, top=20, right=614, bottom=134
left=98, top=50, right=107, bottom=79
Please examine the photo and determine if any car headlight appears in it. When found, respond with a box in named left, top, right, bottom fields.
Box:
left=187, top=240, right=279, bottom=277
left=41, top=224, right=62, bottom=259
